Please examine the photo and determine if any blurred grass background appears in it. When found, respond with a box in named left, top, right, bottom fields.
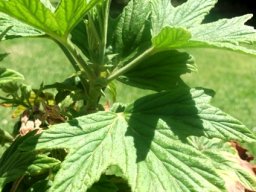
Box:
left=0, top=38, right=255, bottom=131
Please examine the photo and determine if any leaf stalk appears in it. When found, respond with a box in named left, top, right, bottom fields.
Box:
left=107, top=47, right=155, bottom=82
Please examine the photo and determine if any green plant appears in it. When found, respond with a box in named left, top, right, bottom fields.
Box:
left=0, top=0, right=256, bottom=191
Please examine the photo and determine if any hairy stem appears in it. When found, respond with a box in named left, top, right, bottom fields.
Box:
left=107, top=47, right=155, bottom=82
left=55, top=40, right=82, bottom=72
left=55, top=40, right=89, bottom=98
left=63, top=40, right=95, bottom=81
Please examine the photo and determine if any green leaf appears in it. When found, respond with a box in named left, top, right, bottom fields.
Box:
left=0, top=53, right=8, bottom=61
left=0, top=0, right=59, bottom=37
left=27, top=180, right=53, bottom=192
left=27, top=154, right=60, bottom=176
left=0, top=0, right=99, bottom=38
left=0, top=67, right=24, bottom=84
left=55, top=0, right=100, bottom=36
left=150, top=0, right=256, bottom=55
left=152, top=26, right=191, bottom=50
left=151, top=0, right=217, bottom=35
left=0, top=128, right=13, bottom=144
left=0, top=133, right=36, bottom=189
left=88, top=176, right=119, bottom=192
left=0, top=13, right=43, bottom=39
left=188, top=137, right=256, bottom=191
left=118, top=50, right=196, bottom=91
left=0, top=132, right=60, bottom=190
left=125, top=88, right=256, bottom=143
left=20, top=112, right=226, bottom=192
left=112, top=0, right=151, bottom=59
left=188, top=15, right=256, bottom=54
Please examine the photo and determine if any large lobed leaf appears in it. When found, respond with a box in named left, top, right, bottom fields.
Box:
left=18, top=88, right=256, bottom=192
left=0, top=0, right=99, bottom=39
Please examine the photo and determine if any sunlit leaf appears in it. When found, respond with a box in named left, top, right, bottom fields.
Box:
left=0, top=0, right=100, bottom=38
left=188, top=137, right=256, bottom=191
left=150, top=0, right=256, bottom=55
left=20, top=111, right=225, bottom=192
left=0, top=13, right=43, bottom=39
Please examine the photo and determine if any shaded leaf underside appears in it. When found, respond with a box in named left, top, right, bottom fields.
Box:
left=118, top=50, right=196, bottom=91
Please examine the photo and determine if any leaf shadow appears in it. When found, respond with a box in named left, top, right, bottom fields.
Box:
left=125, top=86, right=212, bottom=162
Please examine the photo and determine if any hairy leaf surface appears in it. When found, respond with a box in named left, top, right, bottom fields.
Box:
left=188, top=137, right=256, bottom=191
left=151, top=0, right=217, bottom=35
left=20, top=88, right=256, bottom=191
left=20, top=112, right=226, bottom=192
left=125, top=88, right=256, bottom=142
left=150, top=0, right=256, bottom=55
left=112, top=0, right=151, bottom=59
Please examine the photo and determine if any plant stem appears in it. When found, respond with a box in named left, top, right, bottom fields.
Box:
left=100, top=0, right=111, bottom=65
left=55, top=40, right=89, bottom=97
left=63, top=40, right=95, bottom=81
left=107, top=47, right=155, bottom=82
left=10, top=175, right=24, bottom=192
left=55, top=40, right=82, bottom=73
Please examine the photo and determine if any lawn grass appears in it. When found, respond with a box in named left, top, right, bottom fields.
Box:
left=0, top=38, right=256, bottom=133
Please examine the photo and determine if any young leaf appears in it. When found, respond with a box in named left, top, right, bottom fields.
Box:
left=112, top=0, right=151, bottom=59
left=55, top=0, right=100, bottom=36
left=118, top=50, right=196, bottom=91
left=20, top=112, right=226, bottom=192
left=188, top=137, right=256, bottom=191
left=0, top=68, right=24, bottom=84
left=150, top=0, right=256, bottom=55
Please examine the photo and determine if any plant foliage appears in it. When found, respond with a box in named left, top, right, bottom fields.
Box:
left=0, top=0, right=256, bottom=191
